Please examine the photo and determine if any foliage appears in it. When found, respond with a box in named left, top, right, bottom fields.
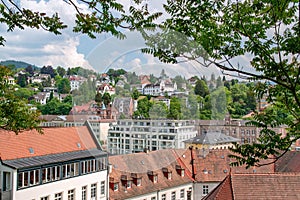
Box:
left=56, top=66, right=66, bottom=77
left=40, top=65, right=56, bottom=78
left=194, top=79, right=209, bottom=98
left=0, top=66, right=42, bottom=133
left=38, top=98, right=72, bottom=115
left=134, top=96, right=152, bottom=119
left=13, top=87, right=34, bottom=100
left=168, top=97, right=182, bottom=120
left=57, top=78, right=71, bottom=94
left=16, top=73, right=27, bottom=87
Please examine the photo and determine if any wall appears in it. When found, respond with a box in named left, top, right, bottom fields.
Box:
left=13, top=170, right=108, bottom=200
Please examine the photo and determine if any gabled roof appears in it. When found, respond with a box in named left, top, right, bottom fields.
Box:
left=0, top=126, right=99, bottom=161
left=109, top=149, right=193, bottom=200
left=203, top=173, right=300, bottom=200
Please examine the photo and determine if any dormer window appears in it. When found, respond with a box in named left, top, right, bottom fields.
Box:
left=176, top=165, right=185, bottom=177
left=131, top=173, right=142, bottom=186
left=109, top=177, right=119, bottom=191
left=162, top=168, right=172, bottom=180
left=121, top=175, right=133, bottom=189
left=147, top=171, right=158, bottom=183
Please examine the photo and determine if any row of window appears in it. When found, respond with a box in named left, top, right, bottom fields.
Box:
left=39, top=182, right=105, bottom=200
left=18, top=158, right=107, bottom=189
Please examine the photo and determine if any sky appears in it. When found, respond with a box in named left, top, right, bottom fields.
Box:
left=0, top=0, right=226, bottom=78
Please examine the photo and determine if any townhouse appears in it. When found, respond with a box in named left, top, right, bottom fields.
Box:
left=0, top=126, right=108, bottom=200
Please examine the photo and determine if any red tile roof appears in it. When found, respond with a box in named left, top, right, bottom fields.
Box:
left=109, top=149, right=193, bottom=200
left=193, top=149, right=274, bottom=182
left=0, top=126, right=98, bottom=160
left=204, top=173, right=300, bottom=200
left=275, top=151, right=300, bottom=172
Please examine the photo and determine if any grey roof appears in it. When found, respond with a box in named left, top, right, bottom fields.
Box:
left=183, top=132, right=239, bottom=145
left=2, top=148, right=106, bottom=169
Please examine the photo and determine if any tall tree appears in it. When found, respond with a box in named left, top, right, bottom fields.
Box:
left=57, top=78, right=71, bottom=94
left=194, top=80, right=209, bottom=98
left=0, top=66, right=41, bottom=133
left=56, top=66, right=66, bottom=77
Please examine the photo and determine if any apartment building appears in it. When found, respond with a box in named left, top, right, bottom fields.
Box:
left=107, top=119, right=197, bottom=155
left=195, top=118, right=287, bottom=145
left=0, top=126, right=108, bottom=200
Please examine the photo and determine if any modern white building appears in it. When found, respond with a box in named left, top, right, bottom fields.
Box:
left=107, top=119, right=197, bottom=155
left=0, top=126, right=108, bottom=200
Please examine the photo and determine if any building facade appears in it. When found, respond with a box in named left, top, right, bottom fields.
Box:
left=107, top=119, right=197, bottom=155
left=0, top=126, right=108, bottom=200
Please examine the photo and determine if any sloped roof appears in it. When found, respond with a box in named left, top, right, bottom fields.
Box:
left=193, top=149, right=274, bottom=182
left=275, top=151, right=300, bottom=172
left=203, top=173, right=300, bottom=200
left=109, top=149, right=194, bottom=200
left=184, top=132, right=239, bottom=145
left=0, top=126, right=99, bottom=161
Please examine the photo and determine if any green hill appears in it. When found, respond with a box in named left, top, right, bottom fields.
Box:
left=0, top=60, right=39, bottom=70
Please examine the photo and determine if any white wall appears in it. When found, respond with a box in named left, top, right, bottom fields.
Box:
left=13, top=170, right=108, bottom=200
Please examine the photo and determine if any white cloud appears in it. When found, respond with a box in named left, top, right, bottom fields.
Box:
left=0, top=0, right=92, bottom=69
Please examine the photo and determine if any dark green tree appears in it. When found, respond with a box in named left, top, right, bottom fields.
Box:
left=57, top=78, right=71, bottom=94
left=56, top=66, right=66, bottom=77
left=194, top=80, right=209, bottom=98
left=16, top=74, right=27, bottom=87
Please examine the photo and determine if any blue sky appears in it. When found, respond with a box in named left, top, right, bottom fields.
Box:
left=0, top=0, right=225, bottom=78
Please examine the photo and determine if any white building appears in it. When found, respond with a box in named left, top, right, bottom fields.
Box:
left=0, top=126, right=108, bottom=200
left=68, top=75, right=87, bottom=91
left=107, top=119, right=197, bottom=155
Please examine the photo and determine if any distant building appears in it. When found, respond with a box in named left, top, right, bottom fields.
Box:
left=195, top=118, right=287, bottom=145
left=97, top=83, right=115, bottom=95
left=112, top=97, right=134, bottom=119
left=183, top=131, right=239, bottom=150
left=67, top=75, right=87, bottom=91
left=0, top=126, right=108, bottom=200
left=107, top=119, right=197, bottom=154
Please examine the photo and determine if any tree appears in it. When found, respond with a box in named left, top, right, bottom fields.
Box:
left=194, top=80, right=209, bottom=98
left=57, top=78, right=71, bottom=94
left=40, top=66, right=56, bottom=78
left=56, top=66, right=66, bottom=77
left=102, top=92, right=111, bottom=106
left=1, top=0, right=299, bottom=167
left=16, top=73, right=27, bottom=87
left=95, top=92, right=103, bottom=104
left=25, top=65, right=34, bottom=76
left=0, top=66, right=41, bottom=133
left=134, top=97, right=152, bottom=119
left=131, top=88, right=140, bottom=100
left=168, top=97, right=182, bottom=120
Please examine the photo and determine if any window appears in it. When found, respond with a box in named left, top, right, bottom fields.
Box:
left=153, top=175, right=158, bottom=183
left=54, top=192, right=62, bottom=200
left=180, top=189, right=185, bottom=198
left=91, top=183, right=97, bottom=199
left=113, top=183, right=119, bottom=191
left=151, top=197, right=156, bottom=200
left=100, top=181, right=105, bottom=195
left=137, top=178, right=142, bottom=186
left=203, top=185, right=209, bottom=195
left=40, top=197, right=49, bottom=200
left=171, top=191, right=176, bottom=200
left=68, top=189, right=75, bottom=200
left=161, top=194, right=166, bottom=200
left=82, top=186, right=87, bottom=200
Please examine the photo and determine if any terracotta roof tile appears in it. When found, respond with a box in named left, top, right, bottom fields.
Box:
left=204, top=173, right=300, bottom=200
left=0, top=126, right=98, bottom=160
left=109, top=149, right=193, bottom=200
left=275, top=151, right=300, bottom=172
